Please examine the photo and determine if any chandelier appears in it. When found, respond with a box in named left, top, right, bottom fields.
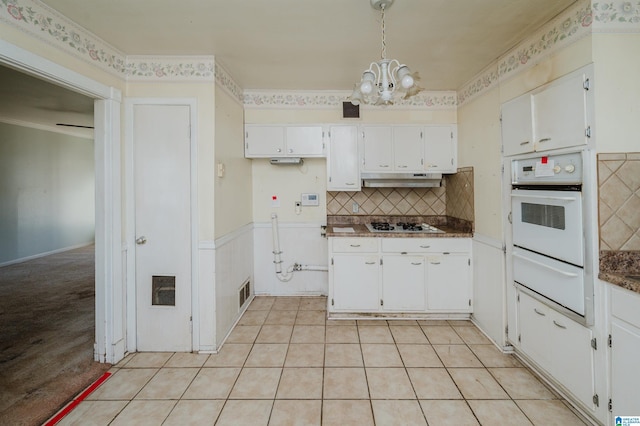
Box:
left=350, top=0, right=421, bottom=106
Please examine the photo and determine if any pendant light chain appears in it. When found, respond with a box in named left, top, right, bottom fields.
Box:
left=380, top=4, right=387, bottom=60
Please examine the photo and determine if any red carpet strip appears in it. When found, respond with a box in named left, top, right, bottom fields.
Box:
left=44, top=371, right=112, bottom=426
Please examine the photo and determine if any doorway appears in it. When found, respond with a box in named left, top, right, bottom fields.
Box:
left=131, top=103, right=194, bottom=352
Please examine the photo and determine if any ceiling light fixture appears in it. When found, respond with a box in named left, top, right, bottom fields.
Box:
left=350, top=0, right=422, bottom=106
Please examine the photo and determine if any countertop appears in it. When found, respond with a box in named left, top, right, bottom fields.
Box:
left=326, top=215, right=473, bottom=238
left=599, top=250, right=640, bottom=294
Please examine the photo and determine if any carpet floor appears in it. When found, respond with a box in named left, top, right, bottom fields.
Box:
left=0, top=245, right=110, bottom=426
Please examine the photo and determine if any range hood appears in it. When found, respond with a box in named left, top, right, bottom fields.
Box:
left=361, top=172, right=442, bottom=188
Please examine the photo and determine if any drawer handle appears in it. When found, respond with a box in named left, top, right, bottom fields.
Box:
left=519, top=140, right=530, bottom=146
left=538, top=137, right=551, bottom=143
left=345, top=182, right=355, bottom=186
left=379, top=164, right=390, bottom=168
left=365, top=261, right=376, bottom=265
left=397, top=165, right=408, bottom=168
left=553, top=320, right=567, bottom=329
left=430, top=261, right=441, bottom=265
left=419, top=245, right=431, bottom=249
left=534, top=308, right=546, bottom=316
left=350, top=244, right=361, bottom=247
left=411, top=262, right=423, bottom=266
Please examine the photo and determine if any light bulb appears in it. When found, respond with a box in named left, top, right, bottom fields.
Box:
left=401, top=74, right=414, bottom=89
left=360, top=80, right=373, bottom=95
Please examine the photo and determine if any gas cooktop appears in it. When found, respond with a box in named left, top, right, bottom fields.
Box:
left=365, top=222, right=445, bottom=234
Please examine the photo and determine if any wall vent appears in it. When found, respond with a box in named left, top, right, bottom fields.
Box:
left=239, top=279, right=251, bottom=309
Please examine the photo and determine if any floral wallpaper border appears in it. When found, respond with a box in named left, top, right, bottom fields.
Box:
left=243, top=90, right=457, bottom=110
left=2, top=0, right=640, bottom=108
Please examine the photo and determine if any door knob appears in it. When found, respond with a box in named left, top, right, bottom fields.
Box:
left=136, top=236, right=147, bottom=245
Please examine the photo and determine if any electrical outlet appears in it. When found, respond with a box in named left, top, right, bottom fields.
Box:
left=295, top=201, right=301, bottom=215
left=271, top=195, right=280, bottom=208
left=352, top=202, right=359, bottom=213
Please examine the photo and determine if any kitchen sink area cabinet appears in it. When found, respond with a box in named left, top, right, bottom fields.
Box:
left=244, top=124, right=325, bottom=158
left=609, top=285, right=640, bottom=416
left=423, top=125, right=458, bottom=173
left=517, top=290, right=596, bottom=411
left=327, top=125, right=360, bottom=191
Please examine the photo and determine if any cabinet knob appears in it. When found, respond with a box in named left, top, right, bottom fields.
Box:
left=288, top=149, right=293, bottom=153
left=538, top=137, right=551, bottom=143
left=276, top=148, right=282, bottom=153
left=519, top=141, right=530, bottom=146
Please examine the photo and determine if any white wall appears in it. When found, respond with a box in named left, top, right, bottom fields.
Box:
left=0, top=122, right=95, bottom=265
left=253, top=222, right=328, bottom=296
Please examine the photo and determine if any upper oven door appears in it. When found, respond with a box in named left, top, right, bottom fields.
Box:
left=511, top=188, right=584, bottom=266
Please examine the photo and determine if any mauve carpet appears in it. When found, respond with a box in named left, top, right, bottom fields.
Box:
left=0, top=245, right=110, bottom=426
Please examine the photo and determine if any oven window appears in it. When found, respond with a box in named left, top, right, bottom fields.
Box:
left=521, top=203, right=565, bottom=230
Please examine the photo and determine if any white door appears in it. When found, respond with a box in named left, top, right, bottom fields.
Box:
left=134, top=104, right=192, bottom=352
left=382, top=255, right=425, bottom=311
left=327, top=126, right=360, bottom=191
left=424, top=125, right=456, bottom=172
left=362, top=126, right=393, bottom=171
left=393, top=126, right=423, bottom=171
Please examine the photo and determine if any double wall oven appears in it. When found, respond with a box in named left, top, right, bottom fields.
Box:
left=510, top=151, right=593, bottom=325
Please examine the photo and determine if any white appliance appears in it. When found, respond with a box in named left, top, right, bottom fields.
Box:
left=510, top=152, right=593, bottom=324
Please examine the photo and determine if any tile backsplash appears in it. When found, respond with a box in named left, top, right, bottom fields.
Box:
left=327, top=167, right=474, bottom=225
left=598, top=153, right=640, bottom=250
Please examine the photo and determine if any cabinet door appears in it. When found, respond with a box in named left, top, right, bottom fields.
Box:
left=327, top=126, right=360, bottom=191
left=382, top=255, right=425, bottom=311
left=533, top=67, right=590, bottom=152
left=611, top=321, right=640, bottom=416
left=245, top=125, right=285, bottom=157
left=424, top=125, right=457, bottom=173
left=426, top=254, right=471, bottom=311
left=501, top=95, right=534, bottom=156
left=332, top=255, right=380, bottom=311
left=361, top=126, right=393, bottom=171
left=549, top=311, right=594, bottom=409
left=393, top=126, right=423, bottom=171
left=286, top=126, right=324, bottom=156
left=518, top=292, right=552, bottom=370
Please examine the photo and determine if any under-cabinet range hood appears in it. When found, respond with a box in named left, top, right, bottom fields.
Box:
left=361, top=172, right=442, bottom=188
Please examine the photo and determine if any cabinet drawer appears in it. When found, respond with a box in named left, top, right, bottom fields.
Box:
left=381, top=238, right=469, bottom=253
left=332, top=238, right=378, bottom=253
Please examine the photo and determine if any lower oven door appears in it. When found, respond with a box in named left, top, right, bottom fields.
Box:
left=513, top=248, right=585, bottom=316
left=511, top=189, right=583, bottom=266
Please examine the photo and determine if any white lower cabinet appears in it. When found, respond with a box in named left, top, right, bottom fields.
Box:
left=426, top=254, right=472, bottom=311
left=332, top=254, right=379, bottom=311
left=517, top=291, right=595, bottom=409
left=609, top=285, right=640, bottom=418
left=329, top=237, right=471, bottom=314
left=382, top=255, right=426, bottom=311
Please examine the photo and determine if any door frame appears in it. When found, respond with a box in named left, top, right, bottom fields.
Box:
left=0, top=40, right=123, bottom=363
left=124, top=98, right=199, bottom=352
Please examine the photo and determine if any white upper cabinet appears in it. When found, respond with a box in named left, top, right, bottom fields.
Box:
left=501, top=64, right=593, bottom=156
left=393, top=126, right=424, bottom=171
left=361, top=126, right=394, bottom=171
left=501, top=95, right=534, bottom=156
left=244, top=124, right=325, bottom=158
left=361, top=125, right=456, bottom=173
left=285, top=126, right=324, bottom=156
left=327, top=126, right=360, bottom=191
left=532, top=65, right=592, bottom=153
left=424, top=125, right=457, bottom=173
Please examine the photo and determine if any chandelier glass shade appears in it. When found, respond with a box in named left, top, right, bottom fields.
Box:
left=350, top=0, right=420, bottom=106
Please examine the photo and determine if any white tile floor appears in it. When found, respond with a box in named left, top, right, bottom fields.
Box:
left=53, top=296, right=590, bottom=425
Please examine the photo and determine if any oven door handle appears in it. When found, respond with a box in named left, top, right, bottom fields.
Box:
left=510, top=193, right=577, bottom=202
left=513, top=252, right=579, bottom=277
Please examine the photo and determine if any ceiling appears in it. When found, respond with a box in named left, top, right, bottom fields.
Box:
left=2, top=0, right=576, bottom=136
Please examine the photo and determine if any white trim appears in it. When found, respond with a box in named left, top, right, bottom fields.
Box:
left=212, top=223, right=254, bottom=248
left=124, top=97, right=199, bottom=353
left=253, top=221, right=326, bottom=229
left=0, top=39, right=122, bottom=364
left=0, top=117, right=94, bottom=139
left=473, top=233, right=504, bottom=250
left=0, top=242, right=94, bottom=267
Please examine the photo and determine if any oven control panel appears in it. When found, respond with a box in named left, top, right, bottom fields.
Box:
left=512, top=152, right=583, bottom=185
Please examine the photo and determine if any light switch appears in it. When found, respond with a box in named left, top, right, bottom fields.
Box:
left=217, top=162, right=225, bottom=178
